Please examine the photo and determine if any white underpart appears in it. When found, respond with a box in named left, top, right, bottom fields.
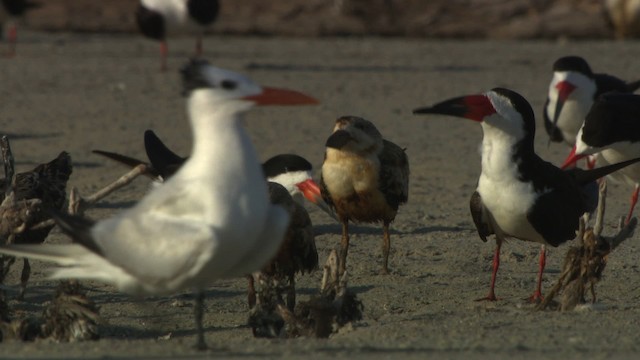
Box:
left=476, top=92, right=547, bottom=244
left=546, top=71, right=597, bottom=146
left=0, top=67, right=290, bottom=297
left=268, top=170, right=313, bottom=205
left=141, top=0, right=205, bottom=35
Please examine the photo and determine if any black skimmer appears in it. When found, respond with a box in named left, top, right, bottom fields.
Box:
left=247, top=181, right=318, bottom=315
left=413, top=88, right=640, bottom=302
left=562, top=92, right=640, bottom=224
left=1, top=0, right=39, bottom=57
left=135, top=0, right=219, bottom=71
left=0, top=59, right=318, bottom=350
left=320, top=115, right=409, bottom=275
left=0, top=151, right=72, bottom=299
left=544, top=56, right=640, bottom=147
left=94, top=130, right=336, bottom=218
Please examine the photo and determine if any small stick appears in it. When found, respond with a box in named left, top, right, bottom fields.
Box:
left=1, top=136, right=15, bottom=197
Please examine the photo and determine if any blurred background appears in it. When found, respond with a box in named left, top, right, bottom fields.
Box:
left=10, top=0, right=640, bottom=39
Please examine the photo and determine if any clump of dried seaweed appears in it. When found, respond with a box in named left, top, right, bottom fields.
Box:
left=537, top=181, right=636, bottom=311
left=249, top=249, right=363, bottom=338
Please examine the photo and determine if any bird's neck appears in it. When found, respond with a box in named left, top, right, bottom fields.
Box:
left=185, top=95, right=254, bottom=171
left=480, top=124, right=532, bottom=179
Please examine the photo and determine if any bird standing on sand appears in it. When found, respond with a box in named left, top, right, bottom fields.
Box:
left=544, top=56, right=640, bottom=148
left=320, top=116, right=409, bottom=275
left=136, top=0, right=219, bottom=70
left=0, top=0, right=39, bottom=57
left=0, top=59, right=318, bottom=350
left=414, top=88, right=640, bottom=302
left=562, top=92, right=640, bottom=224
left=0, top=151, right=72, bottom=299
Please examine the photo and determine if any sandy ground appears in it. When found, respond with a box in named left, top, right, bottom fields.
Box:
left=2, top=33, right=640, bottom=359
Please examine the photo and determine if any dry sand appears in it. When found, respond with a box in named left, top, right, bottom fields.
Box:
left=2, top=33, right=640, bottom=359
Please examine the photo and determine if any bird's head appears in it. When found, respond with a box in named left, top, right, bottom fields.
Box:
left=413, top=88, right=535, bottom=144
left=180, top=59, right=318, bottom=112
left=325, top=116, right=384, bottom=156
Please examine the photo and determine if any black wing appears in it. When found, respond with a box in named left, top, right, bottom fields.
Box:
left=469, top=191, right=492, bottom=242
left=594, top=73, right=640, bottom=97
left=144, top=130, right=186, bottom=179
left=378, top=139, right=409, bottom=211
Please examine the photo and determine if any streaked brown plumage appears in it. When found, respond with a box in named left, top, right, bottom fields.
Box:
left=0, top=151, right=72, bottom=298
left=320, top=116, right=409, bottom=275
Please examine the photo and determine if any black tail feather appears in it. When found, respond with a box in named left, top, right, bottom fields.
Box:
left=627, top=79, right=640, bottom=93
left=47, top=209, right=102, bottom=255
left=570, top=157, right=640, bottom=185
left=92, top=150, right=160, bottom=179
left=144, top=130, right=186, bottom=179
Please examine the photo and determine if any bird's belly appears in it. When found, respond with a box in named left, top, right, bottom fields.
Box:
left=478, top=178, right=545, bottom=244
left=323, top=159, right=393, bottom=222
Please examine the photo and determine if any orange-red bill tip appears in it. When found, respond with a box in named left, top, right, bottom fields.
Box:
left=560, top=145, right=586, bottom=169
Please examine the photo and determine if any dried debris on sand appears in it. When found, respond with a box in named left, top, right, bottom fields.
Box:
left=249, top=249, right=363, bottom=338
left=537, top=181, right=637, bottom=311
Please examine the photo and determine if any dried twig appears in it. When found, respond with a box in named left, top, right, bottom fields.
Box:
left=537, top=181, right=637, bottom=311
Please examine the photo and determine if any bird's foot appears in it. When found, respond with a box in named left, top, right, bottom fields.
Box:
left=526, top=291, right=544, bottom=304
left=475, top=293, right=499, bottom=302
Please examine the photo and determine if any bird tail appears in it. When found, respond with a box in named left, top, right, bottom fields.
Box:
left=144, top=130, right=184, bottom=177
left=572, top=157, right=640, bottom=185
left=92, top=150, right=161, bottom=180
left=46, top=209, right=104, bottom=256
left=627, top=79, right=640, bottom=92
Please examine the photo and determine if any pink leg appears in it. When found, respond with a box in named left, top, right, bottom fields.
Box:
left=626, top=184, right=640, bottom=225
left=528, top=245, right=546, bottom=303
left=476, top=242, right=501, bottom=301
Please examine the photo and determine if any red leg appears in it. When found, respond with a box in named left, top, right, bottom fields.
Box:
left=476, top=242, right=501, bottom=301
left=7, top=24, right=17, bottom=57
left=195, top=35, right=203, bottom=57
left=528, top=245, right=546, bottom=303
left=626, top=185, right=640, bottom=225
left=160, top=41, right=168, bottom=72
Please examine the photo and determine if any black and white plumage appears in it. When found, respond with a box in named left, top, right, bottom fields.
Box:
left=0, top=151, right=72, bottom=299
left=136, top=0, right=219, bottom=70
left=320, top=116, right=409, bottom=275
left=562, top=92, right=640, bottom=224
left=0, top=0, right=39, bottom=56
left=544, top=56, right=640, bottom=147
left=414, top=88, right=640, bottom=302
left=0, top=60, right=318, bottom=350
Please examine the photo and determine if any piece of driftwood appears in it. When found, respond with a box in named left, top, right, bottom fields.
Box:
left=537, top=181, right=637, bottom=311
left=249, top=249, right=363, bottom=338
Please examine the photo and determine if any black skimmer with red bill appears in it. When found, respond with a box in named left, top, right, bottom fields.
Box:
left=0, top=59, right=318, bottom=350
left=562, top=92, right=640, bottom=224
left=544, top=56, right=640, bottom=148
left=320, top=116, right=409, bottom=275
left=0, top=151, right=72, bottom=298
left=1, top=0, right=40, bottom=57
left=136, top=0, right=219, bottom=71
left=413, top=88, right=640, bottom=302
left=93, top=130, right=335, bottom=217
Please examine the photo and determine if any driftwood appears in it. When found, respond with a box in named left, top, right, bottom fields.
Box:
left=537, top=181, right=637, bottom=311
left=249, top=249, right=363, bottom=338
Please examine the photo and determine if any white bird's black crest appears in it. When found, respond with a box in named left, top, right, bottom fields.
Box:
left=262, top=154, right=312, bottom=179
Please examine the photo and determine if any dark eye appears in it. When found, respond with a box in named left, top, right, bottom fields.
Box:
left=221, top=80, right=237, bottom=90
